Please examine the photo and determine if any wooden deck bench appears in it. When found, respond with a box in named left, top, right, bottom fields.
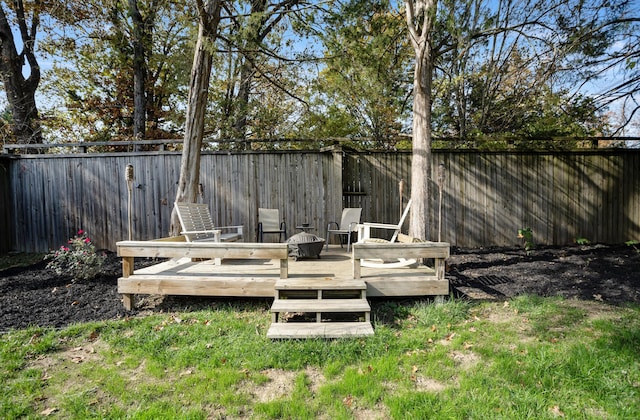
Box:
left=351, top=241, right=450, bottom=297
left=116, top=238, right=289, bottom=310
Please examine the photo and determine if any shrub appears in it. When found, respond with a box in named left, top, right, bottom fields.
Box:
left=517, top=228, right=536, bottom=252
left=46, top=230, right=106, bottom=282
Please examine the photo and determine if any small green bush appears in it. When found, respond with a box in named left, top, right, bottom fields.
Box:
left=517, top=228, right=536, bottom=251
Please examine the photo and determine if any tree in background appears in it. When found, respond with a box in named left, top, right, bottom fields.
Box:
left=568, top=2, right=640, bottom=135
left=304, top=0, right=413, bottom=149
left=207, top=0, right=309, bottom=147
left=41, top=0, right=194, bottom=142
left=1, top=0, right=637, bottom=149
left=0, top=1, right=43, bottom=144
left=404, top=0, right=635, bottom=240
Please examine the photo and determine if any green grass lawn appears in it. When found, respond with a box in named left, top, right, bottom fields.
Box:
left=1, top=295, right=638, bottom=419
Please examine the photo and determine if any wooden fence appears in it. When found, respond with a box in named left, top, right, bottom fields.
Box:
left=1, top=148, right=639, bottom=253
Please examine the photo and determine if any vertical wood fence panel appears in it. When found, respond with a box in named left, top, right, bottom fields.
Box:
left=0, top=157, right=11, bottom=253
left=2, top=149, right=639, bottom=252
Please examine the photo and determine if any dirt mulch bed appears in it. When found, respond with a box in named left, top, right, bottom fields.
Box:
left=1, top=244, right=638, bottom=332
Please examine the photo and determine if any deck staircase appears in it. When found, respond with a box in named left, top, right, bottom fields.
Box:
left=267, top=278, right=374, bottom=339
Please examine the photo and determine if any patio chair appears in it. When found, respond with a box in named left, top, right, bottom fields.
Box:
left=175, top=202, right=243, bottom=243
left=356, top=198, right=416, bottom=268
left=258, top=208, right=286, bottom=242
left=325, top=207, right=362, bottom=252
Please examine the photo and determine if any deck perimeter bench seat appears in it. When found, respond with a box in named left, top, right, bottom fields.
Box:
left=351, top=241, right=450, bottom=297
left=117, top=238, right=288, bottom=310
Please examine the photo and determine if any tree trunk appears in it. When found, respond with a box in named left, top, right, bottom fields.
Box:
left=128, top=0, right=146, bottom=140
left=405, top=0, right=437, bottom=241
left=0, top=4, right=42, bottom=144
left=170, top=0, right=223, bottom=236
left=232, top=58, right=253, bottom=143
left=409, top=54, right=433, bottom=241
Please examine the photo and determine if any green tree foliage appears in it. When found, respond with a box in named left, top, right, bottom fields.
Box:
left=300, top=0, right=413, bottom=149
left=1, top=0, right=636, bottom=149
left=430, top=0, right=627, bottom=147
left=206, top=0, right=309, bottom=149
left=40, top=0, right=195, bottom=142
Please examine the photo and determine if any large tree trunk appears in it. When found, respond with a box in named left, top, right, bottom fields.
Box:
left=170, top=0, right=223, bottom=236
left=0, top=4, right=42, bottom=144
left=406, top=0, right=437, bottom=241
left=410, top=65, right=432, bottom=240
left=129, top=0, right=147, bottom=139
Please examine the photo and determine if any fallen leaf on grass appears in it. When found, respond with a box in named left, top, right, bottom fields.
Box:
left=40, top=407, right=58, bottom=416
left=593, top=294, right=603, bottom=301
left=549, top=405, right=564, bottom=417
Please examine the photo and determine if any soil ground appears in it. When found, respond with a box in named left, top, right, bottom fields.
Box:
left=1, top=243, right=639, bottom=332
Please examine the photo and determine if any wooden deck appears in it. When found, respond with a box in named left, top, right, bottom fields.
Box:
left=117, top=243, right=449, bottom=304
left=117, top=239, right=450, bottom=338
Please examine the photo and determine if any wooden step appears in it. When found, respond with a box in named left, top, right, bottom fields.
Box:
left=275, top=278, right=366, bottom=291
left=267, top=322, right=374, bottom=339
left=271, top=298, right=370, bottom=313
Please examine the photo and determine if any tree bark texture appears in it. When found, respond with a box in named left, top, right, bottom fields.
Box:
left=128, top=0, right=147, bottom=140
left=170, top=0, right=223, bottom=236
left=0, top=3, right=42, bottom=144
left=406, top=0, right=437, bottom=241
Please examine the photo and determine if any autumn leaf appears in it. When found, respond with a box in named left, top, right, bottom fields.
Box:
left=40, top=407, right=58, bottom=416
left=549, top=405, right=564, bottom=417
left=71, top=355, right=86, bottom=364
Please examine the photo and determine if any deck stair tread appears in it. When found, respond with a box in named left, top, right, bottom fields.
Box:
left=267, top=322, right=374, bottom=339
left=269, top=276, right=374, bottom=339
left=275, top=278, right=366, bottom=290
left=271, top=298, right=370, bottom=313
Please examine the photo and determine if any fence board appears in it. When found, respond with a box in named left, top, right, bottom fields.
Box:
left=2, top=149, right=639, bottom=252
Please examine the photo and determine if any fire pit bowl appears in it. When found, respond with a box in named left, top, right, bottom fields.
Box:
left=286, top=232, right=324, bottom=260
